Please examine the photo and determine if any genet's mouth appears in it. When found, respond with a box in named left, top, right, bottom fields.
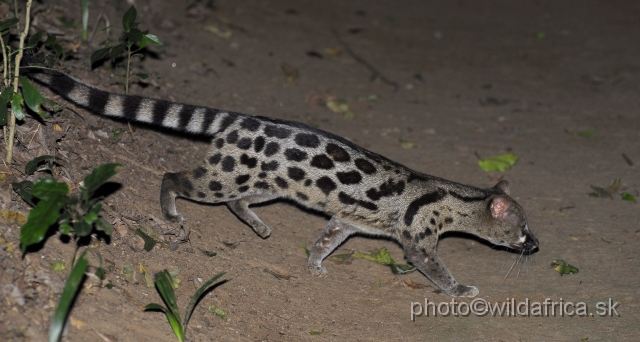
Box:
left=511, top=225, right=539, bottom=252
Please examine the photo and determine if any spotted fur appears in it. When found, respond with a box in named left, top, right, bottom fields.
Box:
left=23, top=59, right=538, bottom=297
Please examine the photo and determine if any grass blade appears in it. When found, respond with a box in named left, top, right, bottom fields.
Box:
left=154, top=270, right=182, bottom=326
left=183, top=271, right=226, bottom=327
left=49, top=251, right=89, bottom=342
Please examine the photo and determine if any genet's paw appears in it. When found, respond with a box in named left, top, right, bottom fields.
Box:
left=308, top=265, right=328, bottom=278
left=448, top=284, right=479, bottom=297
left=164, top=213, right=185, bottom=224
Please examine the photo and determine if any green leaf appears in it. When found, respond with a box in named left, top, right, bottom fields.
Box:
left=26, top=31, right=45, bottom=49
left=31, top=178, right=69, bottom=201
left=146, top=304, right=184, bottom=342
left=81, top=163, right=122, bottom=201
left=84, top=212, right=98, bottom=224
left=122, top=6, right=137, bottom=31
left=478, top=152, right=519, bottom=172
left=184, top=271, right=226, bottom=327
left=300, top=242, right=310, bottom=258
left=25, top=155, right=61, bottom=175
left=389, top=263, right=417, bottom=274
left=11, top=92, right=25, bottom=120
left=49, top=251, right=89, bottom=342
left=0, top=86, right=13, bottom=125
left=50, top=260, right=65, bottom=271
left=90, top=47, right=111, bottom=66
left=153, top=270, right=182, bottom=327
left=134, top=228, right=156, bottom=251
left=135, top=73, right=149, bottom=80
left=551, top=259, right=579, bottom=276
left=73, top=220, right=92, bottom=237
left=144, top=33, right=162, bottom=45
left=354, top=247, right=395, bottom=265
left=44, top=34, right=58, bottom=48
left=19, top=76, right=53, bottom=117
left=309, top=328, right=325, bottom=335
left=109, top=44, right=125, bottom=62
left=208, top=304, right=228, bottom=319
left=21, top=193, right=63, bottom=252
left=622, top=193, right=637, bottom=203
left=0, top=18, right=19, bottom=32
left=125, top=28, right=144, bottom=43
left=95, top=217, right=112, bottom=235
left=12, top=180, right=35, bottom=206
left=95, top=267, right=106, bottom=280
left=59, top=219, right=72, bottom=235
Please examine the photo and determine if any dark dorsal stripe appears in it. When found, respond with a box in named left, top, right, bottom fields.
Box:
left=404, top=188, right=446, bottom=226
left=448, top=191, right=492, bottom=203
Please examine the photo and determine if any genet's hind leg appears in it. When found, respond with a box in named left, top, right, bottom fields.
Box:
left=160, top=172, right=194, bottom=223
left=227, top=194, right=279, bottom=238
left=308, top=217, right=358, bottom=277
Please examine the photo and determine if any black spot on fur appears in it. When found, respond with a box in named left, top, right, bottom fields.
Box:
left=337, top=191, right=379, bottom=210
left=284, top=148, right=308, bottom=162
left=310, top=154, right=334, bottom=170
left=274, top=177, right=288, bottom=189
left=261, top=161, right=279, bottom=171
left=287, top=167, right=306, bottom=181
left=336, top=171, right=362, bottom=185
left=264, top=124, right=292, bottom=139
left=240, top=154, right=257, bottom=168
left=208, top=153, right=221, bottom=165
left=438, top=223, right=442, bottom=230
left=209, top=181, right=222, bottom=191
left=236, top=174, right=250, bottom=185
left=238, top=186, right=249, bottom=193
left=433, top=211, right=440, bottom=216
left=197, top=191, right=206, bottom=198
left=241, top=117, right=261, bottom=131
left=221, top=156, right=236, bottom=172
left=237, top=137, right=253, bottom=150
left=226, top=130, right=239, bottom=144
left=253, top=136, right=266, bottom=153
left=215, top=138, right=225, bottom=149
left=294, top=133, right=320, bottom=148
left=402, top=230, right=412, bottom=240
left=296, top=192, right=309, bottom=201
left=365, top=179, right=405, bottom=200
left=264, top=142, right=280, bottom=157
left=430, top=218, right=436, bottom=225
left=325, top=143, right=350, bottom=162
left=254, top=181, right=270, bottom=189
left=355, top=158, right=376, bottom=175
left=258, top=172, right=267, bottom=179
left=404, top=189, right=447, bottom=226
left=315, top=176, right=337, bottom=195
left=304, top=179, right=312, bottom=187
left=193, top=167, right=207, bottom=179
left=214, top=192, right=224, bottom=198
left=445, top=217, right=453, bottom=224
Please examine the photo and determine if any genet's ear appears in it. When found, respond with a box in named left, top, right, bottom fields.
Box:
left=490, top=196, right=512, bottom=221
left=493, top=180, right=510, bottom=196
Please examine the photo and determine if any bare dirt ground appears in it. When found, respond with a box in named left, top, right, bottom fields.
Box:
left=1, top=0, right=639, bottom=341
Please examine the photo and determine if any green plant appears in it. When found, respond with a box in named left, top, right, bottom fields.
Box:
left=145, top=270, right=226, bottom=342
left=90, top=6, right=162, bottom=94
left=49, top=251, right=89, bottom=342
left=13, top=162, right=121, bottom=254
left=0, top=0, right=66, bottom=165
